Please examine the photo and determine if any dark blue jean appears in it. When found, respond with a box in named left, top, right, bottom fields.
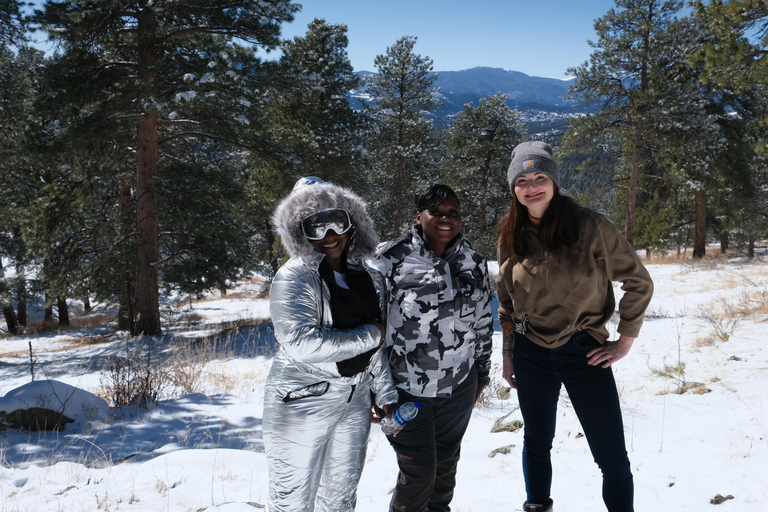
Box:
left=514, top=331, right=634, bottom=512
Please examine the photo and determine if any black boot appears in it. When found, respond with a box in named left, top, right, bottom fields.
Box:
left=523, top=498, right=553, bottom=512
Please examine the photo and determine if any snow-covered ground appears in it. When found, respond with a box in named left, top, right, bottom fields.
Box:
left=1, top=257, right=767, bottom=511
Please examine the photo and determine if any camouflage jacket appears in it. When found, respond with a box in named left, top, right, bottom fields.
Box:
left=373, top=226, right=493, bottom=398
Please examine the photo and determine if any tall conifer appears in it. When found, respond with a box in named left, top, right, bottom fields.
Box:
left=443, top=93, right=527, bottom=254
left=365, top=36, right=443, bottom=238
left=33, top=0, right=298, bottom=335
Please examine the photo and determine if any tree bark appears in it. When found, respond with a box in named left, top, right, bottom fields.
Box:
left=12, top=229, right=27, bottom=327
left=57, top=297, right=70, bottom=326
left=693, top=189, right=707, bottom=259
left=0, top=259, right=18, bottom=334
left=719, top=230, right=729, bottom=254
left=2, top=306, right=18, bottom=335
left=17, top=301, right=26, bottom=328
left=133, top=4, right=162, bottom=336
left=477, top=144, right=493, bottom=256
left=266, top=220, right=279, bottom=279
left=44, top=293, right=53, bottom=322
left=118, top=181, right=136, bottom=332
left=625, top=123, right=642, bottom=246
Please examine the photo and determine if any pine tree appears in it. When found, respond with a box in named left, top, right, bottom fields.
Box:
left=0, top=0, right=24, bottom=46
left=365, top=36, right=444, bottom=238
left=33, top=0, right=299, bottom=335
left=276, top=18, right=366, bottom=187
left=0, top=45, right=42, bottom=334
left=692, top=0, right=768, bottom=93
left=158, top=142, right=257, bottom=298
left=692, top=0, right=768, bottom=257
left=567, top=0, right=685, bottom=246
left=443, top=93, right=527, bottom=254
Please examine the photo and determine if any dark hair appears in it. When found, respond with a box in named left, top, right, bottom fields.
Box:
left=416, top=184, right=460, bottom=212
left=496, top=185, right=580, bottom=258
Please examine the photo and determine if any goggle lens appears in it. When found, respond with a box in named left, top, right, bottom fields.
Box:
left=302, top=209, right=352, bottom=240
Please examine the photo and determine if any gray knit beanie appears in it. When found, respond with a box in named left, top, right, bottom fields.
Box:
left=507, top=141, right=559, bottom=193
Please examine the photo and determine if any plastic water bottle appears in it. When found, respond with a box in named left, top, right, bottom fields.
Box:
left=381, top=401, right=421, bottom=435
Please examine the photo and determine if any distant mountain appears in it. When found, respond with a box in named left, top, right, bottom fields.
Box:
left=432, top=67, right=577, bottom=110
left=354, top=66, right=586, bottom=138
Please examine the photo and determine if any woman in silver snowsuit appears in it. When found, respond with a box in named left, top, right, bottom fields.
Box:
left=263, top=177, right=399, bottom=512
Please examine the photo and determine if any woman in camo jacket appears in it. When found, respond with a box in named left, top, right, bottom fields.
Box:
left=374, top=184, right=493, bottom=512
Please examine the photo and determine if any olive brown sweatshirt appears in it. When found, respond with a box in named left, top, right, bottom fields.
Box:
left=497, top=207, right=653, bottom=349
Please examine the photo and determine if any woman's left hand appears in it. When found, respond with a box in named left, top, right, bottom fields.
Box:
left=587, top=335, right=635, bottom=368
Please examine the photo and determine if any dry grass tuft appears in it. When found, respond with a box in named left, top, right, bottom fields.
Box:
left=659, top=382, right=712, bottom=395
left=642, top=248, right=733, bottom=265
left=694, top=334, right=717, bottom=349
left=490, top=411, right=523, bottom=433
left=66, top=332, right=121, bottom=347
left=23, top=318, right=62, bottom=334
left=70, top=314, right=115, bottom=330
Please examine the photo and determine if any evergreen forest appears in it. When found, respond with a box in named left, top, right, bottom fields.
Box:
left=1, top=0, right=767, bottom=336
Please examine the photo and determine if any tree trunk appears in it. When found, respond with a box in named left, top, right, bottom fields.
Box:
left=747, top=232, right=755, bottom=260
left=395, top=110, right=405, bottom=238
left=118, top=181, right=135, bottom=332
left=625, top=20, right=649, bottom=246
left=12, top=230, right=27, bottom=327
left=477, top=146, right=493, bottom=256
left=17, top=301, right=26, bottom=328
left=44, top=294, right=53, bottom=322
left=266, top=220, right=279, bottom=279
left=57, top=297, right=70, bottom=326
left=719, top=230, right=729, bottom=254
left=693, top=190, right=707, bottom=259
left=83, top=296, right=91, bottom=312
left=625, top=123, right=642, bottom=246
left=2, top=306, right=18, bottom=335
left=133, top=5, right=162, bottom=336
left=395, top=160, right=404, bottom=237
left=0, top=260, right=19, bottom=334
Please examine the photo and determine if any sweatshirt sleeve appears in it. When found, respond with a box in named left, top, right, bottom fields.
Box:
left=594, top=215, right=654, bottom=338
left=495, top=245, right=515, bottom=325
left=270, top=262, right=382, bottom=364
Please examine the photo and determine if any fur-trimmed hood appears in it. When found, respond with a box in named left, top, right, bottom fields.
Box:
left=273, top=180, right=379, bottom=261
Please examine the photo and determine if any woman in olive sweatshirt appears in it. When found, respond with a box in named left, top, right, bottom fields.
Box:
left=495, top=141, right=653, bottom=512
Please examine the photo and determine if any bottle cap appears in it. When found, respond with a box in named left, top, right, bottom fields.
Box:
left=414, top=401, right=421, bottom=409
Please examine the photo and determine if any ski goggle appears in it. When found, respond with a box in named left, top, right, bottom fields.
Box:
left=301, top=209, right=352, bottom=240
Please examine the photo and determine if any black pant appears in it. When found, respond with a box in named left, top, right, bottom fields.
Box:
left=515, top=332, right=634, bottom=511
left=387, top=366, right=477, bottom=512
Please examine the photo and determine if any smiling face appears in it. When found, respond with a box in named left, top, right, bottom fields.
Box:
left=310, top=231, right=349, bottom=271
left=514, top=172, right=555, bottom=219
left=417, top=196, right=461, bottom=257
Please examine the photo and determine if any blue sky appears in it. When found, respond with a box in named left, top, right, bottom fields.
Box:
left=281, top=0, right=619, bottom=78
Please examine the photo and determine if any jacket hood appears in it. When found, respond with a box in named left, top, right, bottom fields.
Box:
left=273, top=181, right=379, bottom=261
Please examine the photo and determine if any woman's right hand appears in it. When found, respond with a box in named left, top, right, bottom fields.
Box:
left=373, top=321, right=386, bottom=346
left=502, top=353, right=516, bottom=389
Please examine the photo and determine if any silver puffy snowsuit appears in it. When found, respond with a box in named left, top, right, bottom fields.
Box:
left=263, top=180, right=399, bottom=512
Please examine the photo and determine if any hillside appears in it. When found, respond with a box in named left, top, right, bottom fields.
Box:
left=354, top=66, right=587, bottom=137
